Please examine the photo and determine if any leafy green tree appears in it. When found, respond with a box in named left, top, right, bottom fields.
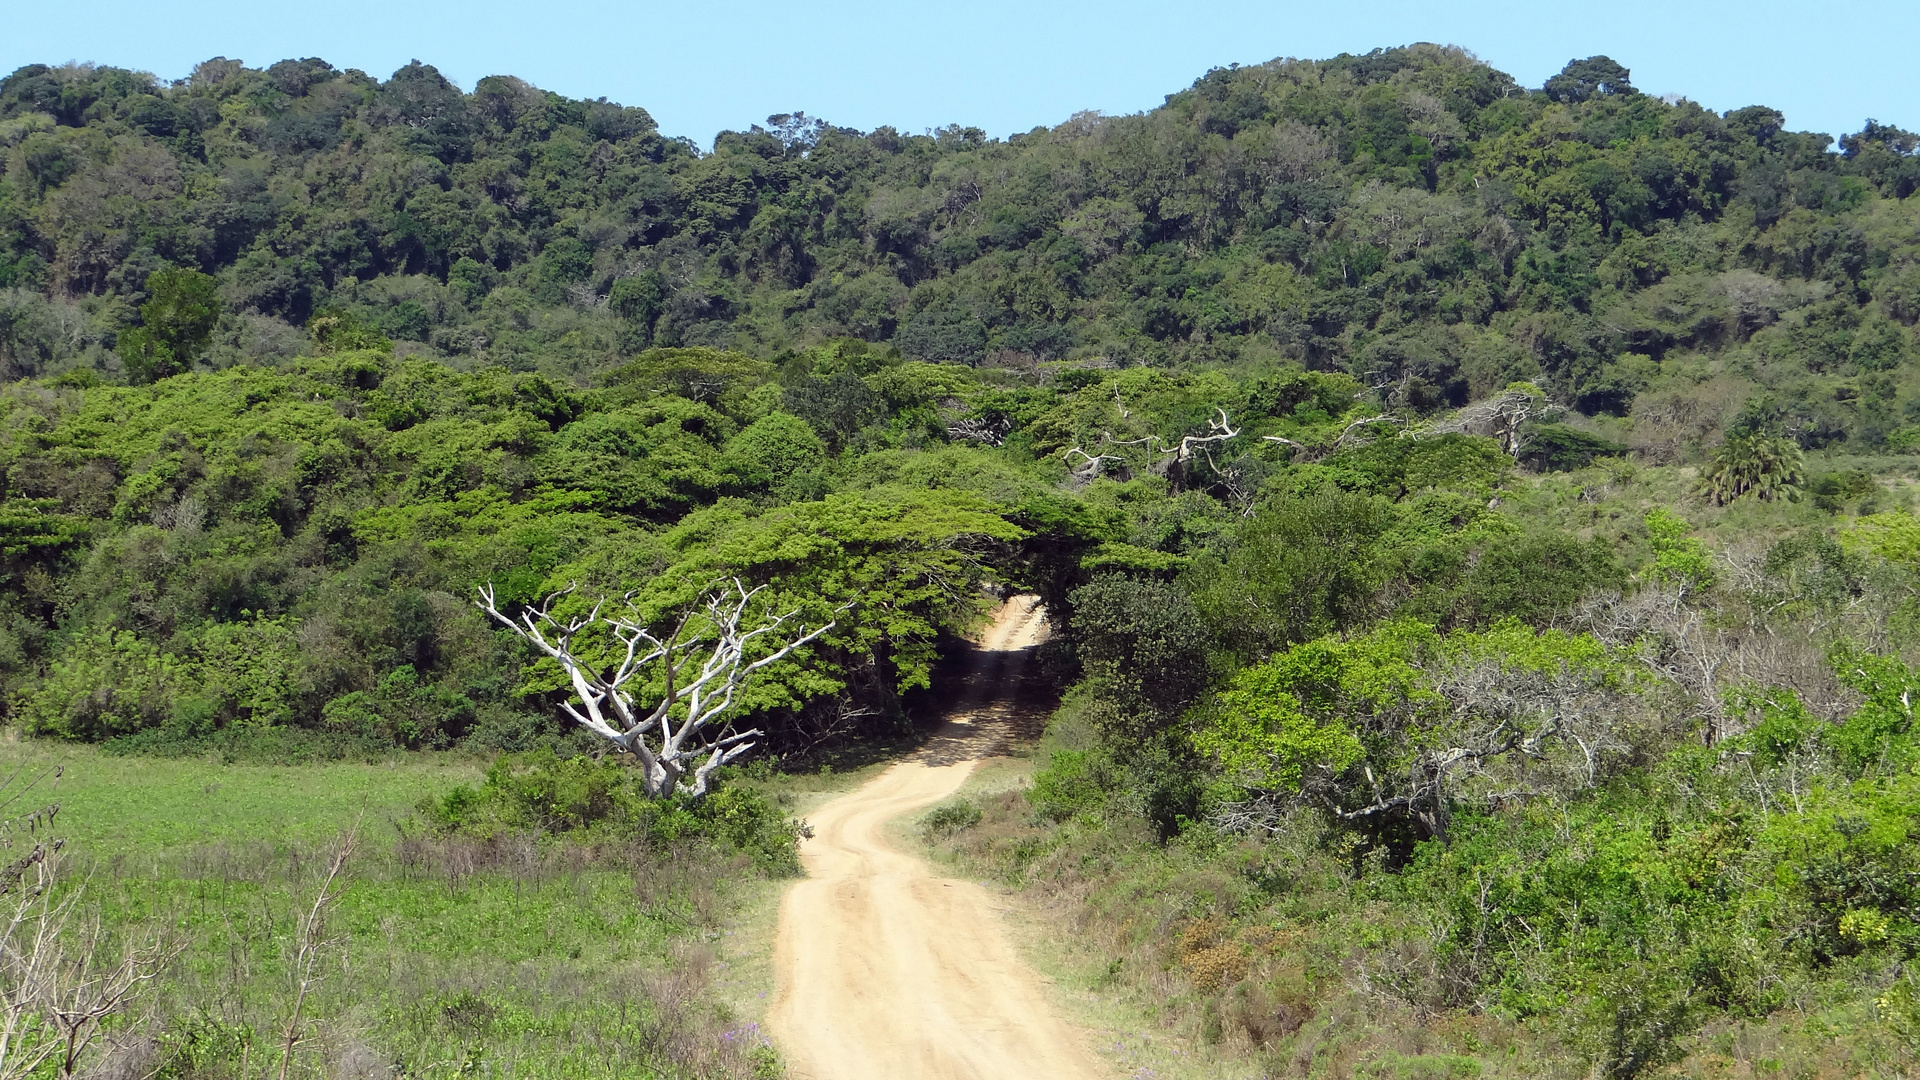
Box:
left=1185, top=491, right=1392, bottom=660
left=321, top=665, right=475, bottom=749
left=1824, top=641, right=1920, bottom=775
left=610, top=271, right=667, bottom=347
left=306, top=308, right=393, bottom=354
left=117, top=268, right=221, bottom=383
left=1193, top=660, right=1365, bottom=793
left=447, top=256, right=493, bottom=306
left=15, top=629, right=181, bottom=738
left=531, top=237, right=594, bottom=304
left=1435, top=531, right=1625, bottom=628
left=1068, top=575, right=1214, bottom=733
left=1519, top=423, right=1627, bottom=471
left=535, top=399, right=733, bottom=518
left=1196, top=618, right=1635, bottom=842
left=1808, top=469, right=1878, bottom=513
left=604, top=348, right=773, bottom=417
left=1544, top=56, right=1636, bottom=104
left=723, top=412, right=825, bottom=492
left=783, top=371, right=881, bottom=450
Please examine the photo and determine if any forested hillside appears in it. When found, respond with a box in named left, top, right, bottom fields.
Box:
left=1, top=44, right=1919, bottom=1077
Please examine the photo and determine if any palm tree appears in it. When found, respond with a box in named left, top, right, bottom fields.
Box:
left=1699, top=433, right=1805, bottom=505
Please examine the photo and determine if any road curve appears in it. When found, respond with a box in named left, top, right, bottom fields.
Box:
left=767, top=596, right=1105, bottom=1080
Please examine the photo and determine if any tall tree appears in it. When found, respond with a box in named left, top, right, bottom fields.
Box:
left=117, top=268, right=221, bottom=383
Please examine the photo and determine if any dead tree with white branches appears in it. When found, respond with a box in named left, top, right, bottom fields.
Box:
left=1423, top=388, right=1558, bottom=456
left=1063, top=408, right=1244, bottom=484
left=478, top=580, right=839, bottom=799
left=945, top=415, right=1011, bottom=446
left=1166, top=408, right=1241, bottom=465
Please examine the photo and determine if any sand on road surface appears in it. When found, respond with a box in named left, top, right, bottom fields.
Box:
left=767, top=596, right=1106, bottom=1080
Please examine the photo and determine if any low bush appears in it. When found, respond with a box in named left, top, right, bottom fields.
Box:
left=426, top=751, right=809, bottom=875
left=919, top=799, right=982, bottom=840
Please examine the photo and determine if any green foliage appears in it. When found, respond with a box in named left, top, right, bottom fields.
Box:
left=1028, top=747, right=1112, bottom=823
left=1643, top=508, right=1715, bottom=593
left=1185, top=491, right=1393, bottom=660
left=723, top=411, right=825, bottom=493
left=605, top=348, right=773, bottom=419
left=1195, top=661, right=1366, bottom=793
left=192, top=615, right=301, bottom=728
left=1726, top=685, right=1822, bottom=766
left=321, top=665, right=475, bottom=750
left=1519, top=422, right=1627, bottom=471
left=919, top=798, right=982, bottom=840
left=15, top=628, right=180, bottom=738
left=1840, top=511, right=1920, bottom=564
left=1408, top=528, right=1625, bottom=629
left=8, top=47, right=1920, bottom=1076
left=1882, top=970, right=1920, bottom=1056
left=1190, top=617, right=1630, bottom=832
left=1319, top=434, right=1511, bottom=499
left=431, top=751, right=806, bottom=873
left=1700, top=433, right=1806, bottom=505
left=308, top=308, right=394, bottom=354
left=1068, top=575, right=1213, bottom=728
left=1543, top=56, right=1636, bottom=103
left=1809, top=469, right=1878, bottom=513
left=0, top=47, right=1905, bottom=445
left=609, top=271, right=667, bottom=346
left=0, top=742, right=781, bottom=1078
left=1824, top=641, right=1920, bottom=775
left=0, top=498, right=90, bottom=556
left=119, top=267, right=221, bottom=383
left=592, top=488, right=1025, bottom=697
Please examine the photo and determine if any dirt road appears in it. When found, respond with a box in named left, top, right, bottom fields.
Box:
left=767, top=596, right=1106, bottom=1080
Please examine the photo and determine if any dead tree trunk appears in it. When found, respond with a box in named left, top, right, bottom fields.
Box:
left=478, top=580, right=838, bottom=799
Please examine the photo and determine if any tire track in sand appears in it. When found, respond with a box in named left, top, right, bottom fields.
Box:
left=767, top=596, right=1105, bottom=1080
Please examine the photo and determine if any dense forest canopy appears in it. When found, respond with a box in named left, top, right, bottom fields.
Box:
left=0, top=42, right=1915, bottom=745
left=1, top=46, right=1917, bottom=410
left=0, top=40, right=1915, bottom=743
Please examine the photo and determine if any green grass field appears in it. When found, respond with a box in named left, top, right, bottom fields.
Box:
left=2, top=741, right=475, bottom=852
left=2, top=744, right=785, bottom=1079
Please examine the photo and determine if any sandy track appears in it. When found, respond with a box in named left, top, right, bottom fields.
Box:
left=767, top=597, right=1105, bottom=1080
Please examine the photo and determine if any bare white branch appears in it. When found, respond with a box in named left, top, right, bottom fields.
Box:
left=480, top=580, right=841, bottom=799
left=946, top=416, right=1010, bottom=446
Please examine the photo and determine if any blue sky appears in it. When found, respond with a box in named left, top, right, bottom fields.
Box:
left=7, top=0, right=1915, bottom=146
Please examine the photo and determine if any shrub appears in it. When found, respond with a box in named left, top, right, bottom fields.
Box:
left=1809, top=469, right=1878, bottom=513
left=427, top=752, right=807, bottom=875
left=1519, top=422, right=1628, bottom=471
left=1029, top=748, right=1111, bottom=823
left=1643, top=508, right=1715, bottom=593
left=1068, top=575, right=1213, bottom=727
left=1184, top=491, right=1393, bottom=660
left=320, top=666, right=474, bottom=749
left=724, top=412, right=825, bottom=491
left=920, top=799, right=982, bottom=840
left=15, top=630, right=180, bottom=739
